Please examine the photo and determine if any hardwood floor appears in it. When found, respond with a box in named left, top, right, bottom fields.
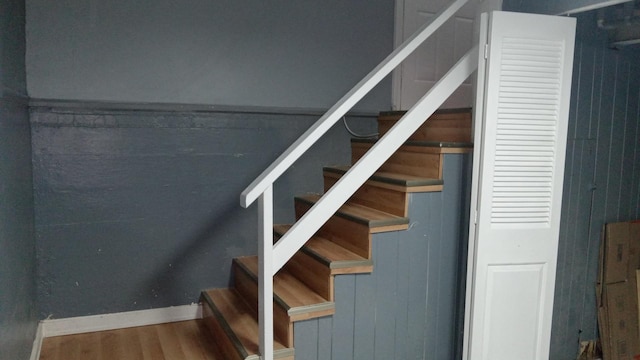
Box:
left=39, top=320, right=225, bottom=360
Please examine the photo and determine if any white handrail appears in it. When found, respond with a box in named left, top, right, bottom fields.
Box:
left=240, top=0, right=470, bottom=209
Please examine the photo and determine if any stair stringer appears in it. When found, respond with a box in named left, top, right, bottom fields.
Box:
left=292, top=153, right=472, bottom=360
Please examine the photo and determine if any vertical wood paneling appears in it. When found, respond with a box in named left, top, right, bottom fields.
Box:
left=581, top=45, right=608, bottom=342
left=294, top=320, right=318, bottom=360
left=394, top=234, right=410, bottom=360
left=623, top=64, right=640, bottom=220
left=574, top=140, right=598, bottom=338
left=373, top=232, right=398, bottom=360
left=406, top=194, right=431, bottom=360
left=607, top=57, right=629, bottom=222
left=617, top=61, right=633, bottom=220
left=555, top=39, right=592, bottom=347
left=438, top=150, right=464, bottom=360
left=554, top=38, right=579, bottom=343
left=633, top=68, right=640, bottom=219
left=331, top=275, right=355, bottom=359
left=636, top=77, right=640, bottom=219
left=353, top=273, right=375, bottom=360
left=424, top=186, right=443, bottom=358
left=294, top=155, right=470, bottom=359
left=550, top=14, right=640, bottom=359
left=317, top=317, right=333, bottom=360
left=597, top=54, right=617, bottom=224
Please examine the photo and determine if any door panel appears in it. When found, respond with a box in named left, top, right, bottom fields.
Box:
left=484, top=264, right=546, bottom=359
left=464, top=11, right=576, bottom=360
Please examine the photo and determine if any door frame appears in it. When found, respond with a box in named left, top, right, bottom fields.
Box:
left=392, top=0, right=407, bottom=110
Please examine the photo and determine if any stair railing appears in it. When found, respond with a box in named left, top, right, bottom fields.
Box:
left=239, top=1, right=476, bottom=359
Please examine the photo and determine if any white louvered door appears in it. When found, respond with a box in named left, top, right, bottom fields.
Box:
left=464, top=11, right=576, bottom=360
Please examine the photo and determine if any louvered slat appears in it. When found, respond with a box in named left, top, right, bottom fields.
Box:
left=490, top=37, right=564, bottom=227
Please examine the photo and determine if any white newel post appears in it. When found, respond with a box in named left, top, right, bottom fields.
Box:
left=258, top=186, right=274, bottom=360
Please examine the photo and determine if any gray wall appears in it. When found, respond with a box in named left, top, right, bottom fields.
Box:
left=25, top=0, right=394, bottom=112
left=30, top=103, right=377, bottom=318
left=293, top=154, right=472, bottom=360
left=549, top=13, right=640, bottom=360
left=26, top=0, right=394, bottom=319
left=0, top=0, right=38, bottom=359
left=503, top=0, right=628, bottom=14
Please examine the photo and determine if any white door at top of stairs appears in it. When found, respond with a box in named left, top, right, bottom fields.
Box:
left=393, top=0, right=478, bottom=110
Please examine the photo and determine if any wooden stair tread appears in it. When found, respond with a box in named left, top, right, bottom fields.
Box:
left=235, top=256, right=334, bottom=318
left=274, top=224, right=373, bottom=271
left=324, top=165, right=443, bottom=188
left=378, top=108, right=473, bottom=143
left=378, top=107, right=472, bottom=119
left=295, top=193, right=409, bottom=229
left=201, top=288, right=294, bottom=359
left=352, top=137, right=473, bottom=150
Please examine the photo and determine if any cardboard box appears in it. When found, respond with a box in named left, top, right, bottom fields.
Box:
left=599, top=307, right=611, bottom=359
left=598, top=220, right=640, bottom=360
left=598, top=228, right=606, bottom=308
left=604, top=222, right=630, bottom=284
left=603, top=282, right=639, bottom=359
left=637, top=270, right=640, bottom=345
left=630, top=222, right=640, bottom=272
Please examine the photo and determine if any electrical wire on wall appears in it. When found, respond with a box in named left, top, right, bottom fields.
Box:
left=342, top=116, right=378, bottom=139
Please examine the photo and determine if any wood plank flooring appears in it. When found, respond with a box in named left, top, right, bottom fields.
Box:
left=39, top=320, right=225, bottom=360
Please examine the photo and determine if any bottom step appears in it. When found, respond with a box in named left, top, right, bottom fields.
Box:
left=201, top=289, right=294, bottom=360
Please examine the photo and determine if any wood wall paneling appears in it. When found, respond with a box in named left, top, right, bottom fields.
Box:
left=549, top=18, right=640, bottom=359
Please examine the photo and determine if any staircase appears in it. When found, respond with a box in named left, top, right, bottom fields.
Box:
left=199, top=108, right=473, bottom=359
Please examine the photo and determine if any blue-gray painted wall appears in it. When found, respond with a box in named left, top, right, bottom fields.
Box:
left=25, top=0, right=393, bottom=320
left=549, top=12, right=640, bottom=360
left=293, top=154, right=472, bottom=360
left=25, top=0, right=394, bottom=112
left=23, top=2, right=640, bottom=359
left=23, top=0, right=395, bottom=324
left=503, top=0, right=628, bottom=14
left=0, top=0, right=38, bottom=359
left=30, top=103, right=377, bottom=318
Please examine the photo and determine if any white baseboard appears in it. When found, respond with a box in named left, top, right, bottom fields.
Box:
left=29, top=322, right=44, bottom=360
left=40, top=303, right=202, bottom=338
